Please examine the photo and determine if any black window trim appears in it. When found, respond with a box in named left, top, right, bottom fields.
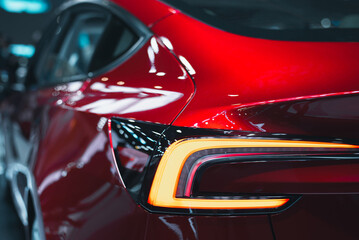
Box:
left=159, top=0, right=359, bottom=42
left=28, top=0, right=152, bottom=89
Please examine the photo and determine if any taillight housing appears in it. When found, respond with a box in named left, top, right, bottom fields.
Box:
left=110, top=118, right=359, bottom=215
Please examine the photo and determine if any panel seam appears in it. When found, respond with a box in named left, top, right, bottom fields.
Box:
left=268, top=214, right=277, bottom=240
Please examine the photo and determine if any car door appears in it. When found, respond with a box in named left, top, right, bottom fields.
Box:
left=1, top=1, right=195, bottom=239
left=0, top=5, right=113, bottom=239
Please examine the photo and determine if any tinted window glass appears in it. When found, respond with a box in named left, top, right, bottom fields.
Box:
left=161, top=0, right=359, bottom=41
left=55, top=14, right=107, bottom=80
left=36, top=12, right=108, bottom=84
left=89, top=16, right=139, bottom=72
left=34, top=5, right=142, bottom=86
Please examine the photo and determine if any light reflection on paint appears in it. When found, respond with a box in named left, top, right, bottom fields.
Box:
left=147, top=46, right=157, bottom=73
left=178, top=68, right=187, bottom=80
left=179, top=56, right=196, bottom=75
left=150, top=37, right=159, bottom=54
left=160, top=36, right=174, bottom=51
left=66, top=81, right=84, bottom=92
left=156, top=72, right=166, bottom=77
left=75, top=82, right=183, bottom=114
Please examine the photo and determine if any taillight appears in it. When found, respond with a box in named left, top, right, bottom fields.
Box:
left=148, top=138, right=358, bottom=211
left=110, top=118, right=359, bottom=215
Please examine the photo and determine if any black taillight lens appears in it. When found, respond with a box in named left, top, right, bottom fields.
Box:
left=110, top=118, right=359, bottom=215
left=110, top=118, right=167, bottom=200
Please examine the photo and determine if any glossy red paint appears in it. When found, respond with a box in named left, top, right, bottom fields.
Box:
left=145, top=214, right=274, bottom=240
left=31, top=38, right=194, bottom=238
left=195, top=215, right=274, bottom=240
left=64, top=38, right=194, bottom=124
left=145, top=214, right=199, bottom=240
left=271, top=195, right=359, bottom=240
left=1, top=0, right=359, bottom=239
left=34, top=110, right=148, bottom=239
left=150, top=13, right=359, bottom=129
left=1, top=32, right=195, bottom=239
left=228, top=93, right=359, bottom=138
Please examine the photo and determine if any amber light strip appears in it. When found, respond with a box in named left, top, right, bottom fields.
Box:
left=148, top=138, right=358, bottom=209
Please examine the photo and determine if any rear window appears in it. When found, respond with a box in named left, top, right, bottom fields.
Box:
left=161, top=0, right=359, bottom=41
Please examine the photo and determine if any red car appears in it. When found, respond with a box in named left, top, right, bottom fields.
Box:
left=2, top=0, right=359, bottom=239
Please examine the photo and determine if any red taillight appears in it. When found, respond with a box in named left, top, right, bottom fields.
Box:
left=148, top=138, right=358, bottom=210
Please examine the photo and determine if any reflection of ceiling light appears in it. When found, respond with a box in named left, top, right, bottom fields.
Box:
left=150, top=37, right=159, bottom=54
left=154, top=86, right=163, bottom=89
left=0, top=0, right=49, bottom=14
left=160, top=37, right=173, bottom=51
left=10, top=44, right=35, bottom=58
left=156, top=72, right=166, bottom=77
left=179, top=56, right=196, bottom=75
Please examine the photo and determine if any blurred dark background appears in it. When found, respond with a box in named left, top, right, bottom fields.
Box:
left=0, top=0, right=63, bottom=45
left=0, top=1, right=63, bottom=238
left=0, top=0, right=63, bottom=93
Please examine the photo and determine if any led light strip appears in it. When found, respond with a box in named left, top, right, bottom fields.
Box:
left=148, top=138, right=358, bottom=209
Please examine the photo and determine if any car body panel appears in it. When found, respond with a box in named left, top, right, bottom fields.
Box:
left=0, top=9, right=195, bottom=238
left=63, top=39, right=195, bottom=124
left=272, top=195, right=359, bottom=240
left=33, top=110, right=147, bottom=239
left=194, top=215, right=274, bottom=240
left=1, top=0, right=359, bottom=239
left=145, top=214, right=274, bottom=240
left=224, top=93, right=359, bottom=138
left=149, top=12, right=359, bottom=129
